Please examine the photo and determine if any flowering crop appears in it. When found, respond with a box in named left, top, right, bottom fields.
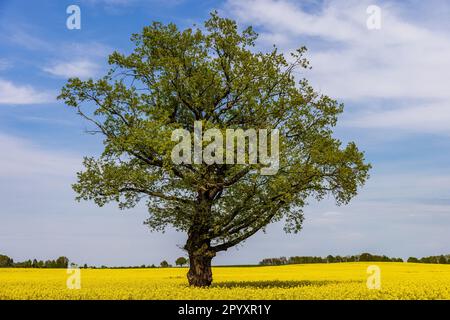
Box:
left=1, top=262, right=449, bottom=300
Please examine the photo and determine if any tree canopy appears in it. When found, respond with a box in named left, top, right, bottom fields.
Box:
left=176, top=257, right=188, bottom=267
left=58, top=12, right=370, bottom=286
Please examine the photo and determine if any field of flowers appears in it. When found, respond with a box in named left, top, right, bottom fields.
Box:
left=1, top=262, right=450, bottom=299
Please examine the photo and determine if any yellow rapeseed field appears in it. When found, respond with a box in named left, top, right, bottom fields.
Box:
left=1, top=262, right=450, bottom=300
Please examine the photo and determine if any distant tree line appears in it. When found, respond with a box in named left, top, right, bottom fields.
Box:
left=91, top=257, right=188, bottom=268
left=0, top=254, right=69, bottom=268
left=259, top=253, right=404, bottom=266
left=9, top=252, right=448, bottom=268
left=407, top=255, right=450, bottom=264
left=0, top=253, right=192, bottom=269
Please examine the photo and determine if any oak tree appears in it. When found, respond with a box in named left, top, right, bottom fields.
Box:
left=58, top=12, right=370, bottom=287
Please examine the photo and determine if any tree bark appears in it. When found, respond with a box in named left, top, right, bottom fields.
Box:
left=185, top=194, right=217, bottom=287
left=185, top=230, right=216, bottom=287
left=187, top=248, right=215, bottom=287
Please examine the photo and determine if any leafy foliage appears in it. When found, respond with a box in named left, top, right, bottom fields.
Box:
left=176, top=257, right=188, bottom=267
left=58, top=12, right=370, bottom=285
left=0, top=254, right=68, bottom=268
left=260, top=253, right=404, bottom=265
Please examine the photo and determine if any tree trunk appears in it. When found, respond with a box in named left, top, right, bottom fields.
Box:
left=185, top=228, right=216, bottom=287
left=187, top=248, right=215, bottom=287
left=186, top=196, right=216, bottom=287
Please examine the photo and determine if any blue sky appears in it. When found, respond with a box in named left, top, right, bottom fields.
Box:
left=1, top=0, right=450, bottom=266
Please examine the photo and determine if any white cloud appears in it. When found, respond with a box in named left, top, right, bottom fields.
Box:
left=223, top=0, right=450, bottom=134
left=0, top=59, right=12, bottom=71
left=4, top=27, right=107, bottom=80
left=310, top=211, right=343, bottom=227
left=344, top=102, right=450, bottom=134
left=0, top=79, right=54, bottom=104
left=63, top=42, right=111, bottom=58
left=0, top=133, right=80, bottom=178
left=323, top=211, right=342, bottom=217
left=83, top=0, right=135, bottom=5
left=82, top=0, right=183, bottom=7
left=42, top=42, right=110, bottom=79
left=225, top=0, right=450, bottom=100
left=43, top=59, right=101, bottom=79
left=8, top=29, right=49, bottom=50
